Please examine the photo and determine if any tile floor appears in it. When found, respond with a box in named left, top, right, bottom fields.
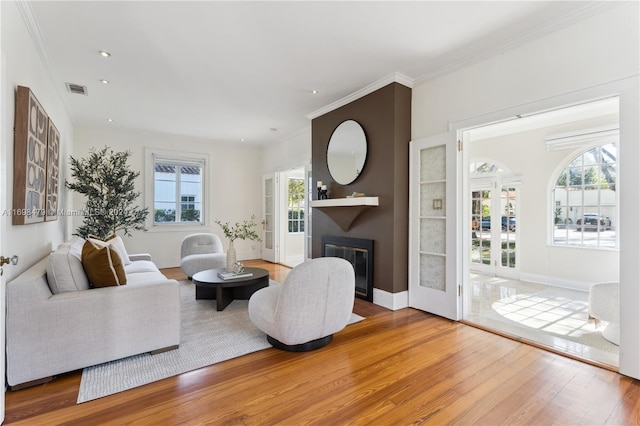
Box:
left=465, top=273, right=619, bottom=367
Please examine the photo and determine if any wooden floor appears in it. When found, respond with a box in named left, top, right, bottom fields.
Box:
left=5, top=261, right=640, bottom=425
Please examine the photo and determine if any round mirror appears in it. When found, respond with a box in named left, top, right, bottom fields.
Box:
left=327, top=120, right=367, bottom=185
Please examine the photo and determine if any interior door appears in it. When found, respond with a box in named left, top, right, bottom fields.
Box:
left=304, top=164, right=312, bottom=261
left=261, top=173, right=278, bottom=263
left=1, top=227, right=4, bottom=423
left=409, top=131, right=461, bottom=320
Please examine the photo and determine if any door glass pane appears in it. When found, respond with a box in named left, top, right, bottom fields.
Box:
left=500, top=187, right=516, bottom=269
left=420, top=182, right=446, bottom=216
left=420, top=145, right=446, bottom=181
left=421, top=218, right=445, bottom=254
left=419, top=145, right=446, bottom=292
left=471, top=189, right=491, bottom=266
left=420, top=254, right=445, bottom=290
left=264, top=178, right=273, bottom=250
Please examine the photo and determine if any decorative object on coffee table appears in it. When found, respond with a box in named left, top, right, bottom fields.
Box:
left=215, top=215, right=261, bottom=272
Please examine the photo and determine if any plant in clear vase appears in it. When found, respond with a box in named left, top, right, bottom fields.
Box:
left=215, top=215, right=261, bottom=272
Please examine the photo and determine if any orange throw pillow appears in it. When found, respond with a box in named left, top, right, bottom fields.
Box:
left=82, top=238, right=127, bottom=287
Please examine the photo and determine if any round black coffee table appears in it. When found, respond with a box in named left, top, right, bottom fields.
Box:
left=192, top=267, right=269, bottom=311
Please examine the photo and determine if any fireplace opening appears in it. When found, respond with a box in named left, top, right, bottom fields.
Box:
left=322, top=236, right=373, bottom=302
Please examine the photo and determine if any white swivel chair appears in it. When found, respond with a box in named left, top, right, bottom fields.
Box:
left=248, top=257, right=355, bottom=351
left=180, top=233, right=226, bottom=279
left=588, top=282, right=619, bottom=345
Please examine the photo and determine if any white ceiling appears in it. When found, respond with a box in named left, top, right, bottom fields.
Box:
left=23, top=1, right=614, bottom=147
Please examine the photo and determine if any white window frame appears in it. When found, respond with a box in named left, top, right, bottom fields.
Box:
left=145, top=148, right=209, bottom=232
left=550, top=140, right=618, bottom=250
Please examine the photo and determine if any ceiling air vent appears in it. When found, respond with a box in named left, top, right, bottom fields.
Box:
left=65, top=83, right=88, bottom=96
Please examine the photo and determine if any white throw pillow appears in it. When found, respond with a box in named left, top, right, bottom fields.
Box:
left=88, top=235, right=132, bottom=265
left=68, top=236, right=85, bottom=260
left=47, top=244, right=91, bottom=293
left=108, top=235, right=132, bottom=266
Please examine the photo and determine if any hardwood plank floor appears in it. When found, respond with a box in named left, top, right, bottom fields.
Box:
left=5, top=261, right=639, bottom=425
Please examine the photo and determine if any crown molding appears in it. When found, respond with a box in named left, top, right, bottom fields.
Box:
left=16, top=0, right=75, bottom=124
left=414, top=1, right=621, bottom=86
left=307, top=72, right=414, bottom=120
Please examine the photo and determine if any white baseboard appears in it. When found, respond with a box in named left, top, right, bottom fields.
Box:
left=520, top=272, right=592, bottom=292
left=373, top=288, right=409, bottom=311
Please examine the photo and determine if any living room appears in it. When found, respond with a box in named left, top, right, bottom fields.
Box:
left=1, top=1, right=639, bottom=423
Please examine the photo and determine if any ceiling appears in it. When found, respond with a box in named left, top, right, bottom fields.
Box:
left=23, top=1, right=614, bottom=147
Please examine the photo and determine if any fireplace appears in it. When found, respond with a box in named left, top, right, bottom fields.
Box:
left=322, top=236, right=373, bottom=302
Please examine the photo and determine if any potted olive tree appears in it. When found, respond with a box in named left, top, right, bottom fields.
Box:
left=66, top=147, right=148, bottom=239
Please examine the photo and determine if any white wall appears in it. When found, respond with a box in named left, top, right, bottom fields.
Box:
left=412, top=3, right=639, bottom=378
left=469, top=114, right=620, bottom=290
left=261, top=127, right=311, bottom=174
left=413, top=3, right=638, bottom=139
left=1, top=1, right=74, bottom=281
left=72, top=127, right=263, bottom=268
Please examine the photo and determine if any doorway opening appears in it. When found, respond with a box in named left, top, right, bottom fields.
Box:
left=281, top=167, right=306, bottom=268
left=462, top=97, right=620, bottom=368
left=261, top=167, right=309, bottom=268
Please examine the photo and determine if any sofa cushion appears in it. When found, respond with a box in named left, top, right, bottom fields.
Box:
left=82, top=238, right=127, bottom=287
left=105, top=234, right=132, bottom=266
left=126, top=271, right=170, bottom=286
left=124, top=260, right=160, bottom=274
left=46, top=244, right=91, bottom=293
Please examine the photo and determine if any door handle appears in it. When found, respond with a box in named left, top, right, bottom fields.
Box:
left=1, top=255, right=19, bottom=266
left=0, top=255, right=18, bottom=277
left=261, top=219, right=267, bottom=230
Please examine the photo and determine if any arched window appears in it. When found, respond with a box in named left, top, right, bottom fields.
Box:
left=552, top=142, right=617, bottom=248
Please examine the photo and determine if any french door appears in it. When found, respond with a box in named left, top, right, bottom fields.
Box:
left=408, top=131, right=461, bottom=320
left=261, top=173, right=278, bottom=263
left=470, top=179, right=520, bottom=278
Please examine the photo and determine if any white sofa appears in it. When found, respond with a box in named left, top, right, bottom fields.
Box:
left=6, top=241, right=181, bottom=389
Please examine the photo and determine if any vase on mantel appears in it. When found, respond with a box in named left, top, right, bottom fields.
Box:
left=226, top=239, right=237, bottom=272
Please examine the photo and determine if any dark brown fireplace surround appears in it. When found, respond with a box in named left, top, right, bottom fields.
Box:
left=311, top=82, right=411, bottom=298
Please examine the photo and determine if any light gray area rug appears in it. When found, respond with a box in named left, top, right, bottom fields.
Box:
left=78, top=280, right=364, bottom=403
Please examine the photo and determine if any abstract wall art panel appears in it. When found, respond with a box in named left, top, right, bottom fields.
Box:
left=13, top=86, right=52, bottom=225
left=46, top=118, right=60, bottom=221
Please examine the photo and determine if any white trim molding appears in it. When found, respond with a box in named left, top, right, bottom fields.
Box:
left=373, top=288, right=409, bottom=311
left=307, top=72, right=413, bottom=120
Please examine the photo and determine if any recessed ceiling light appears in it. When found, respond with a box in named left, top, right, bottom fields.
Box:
left=311, top=90, right=319, bottom=94
left=100, top=79, right=110, bottom=84
left=107, top=118, right=113, bottom=123
left=270, top=128, right=278, bottom=132
left=240, top=138, right=245, bottom=142
left=99, top=50, right=111, bottom=58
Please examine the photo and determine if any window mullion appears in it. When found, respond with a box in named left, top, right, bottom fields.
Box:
left=175, top=167, right=182, bottom=222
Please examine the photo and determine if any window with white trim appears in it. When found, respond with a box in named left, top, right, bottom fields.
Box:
left=552, top=142, right=617, bottom=248
left=153, top=158, right=204, bottom=224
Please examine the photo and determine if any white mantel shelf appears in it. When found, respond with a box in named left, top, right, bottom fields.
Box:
left=310, top=197, right=379, bottom=231
left=310, top=197, right=379, bottom=208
